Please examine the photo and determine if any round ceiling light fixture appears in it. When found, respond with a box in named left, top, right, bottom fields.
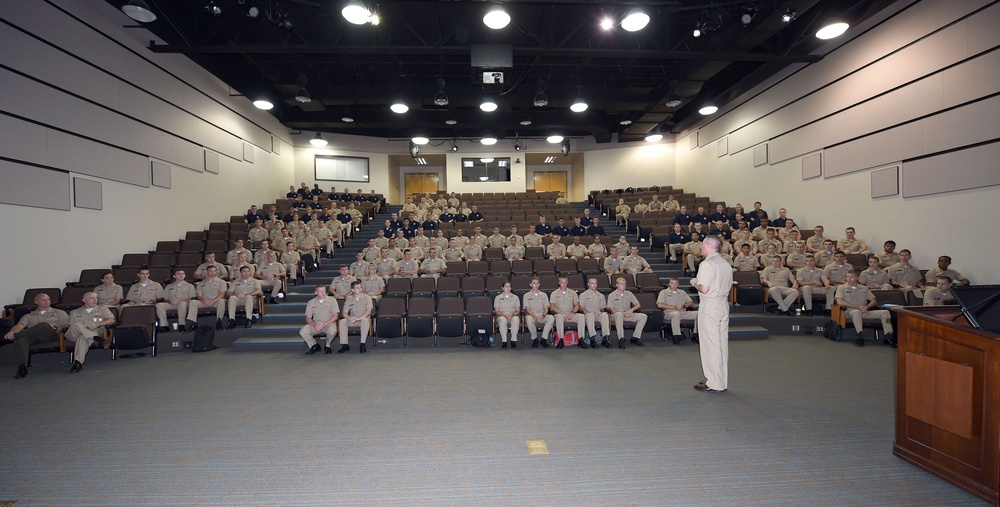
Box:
left=483, top=5, right=511, bottom=29
left=621, top=8, right=650, bottom=32
left=390, top=101, right=409, bottom=114
left=546, top=135, right=564, bottom=144
left=816, top=19, right=849, bottom=40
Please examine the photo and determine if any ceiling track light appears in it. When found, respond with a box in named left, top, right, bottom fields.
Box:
left=122, top=0, right=157, bottom=22
left=546, top=135, right=564, bottom=144
left=450, top=141, right=458, bottom=152
left=409, top=141, right=419, bottom=158
left=560, top=139, right=571, bottom=156
left=816, top=19, right=849, bottom=40
left=433, top=78, right=449, bottom=106
left=781, top=7, right=796, bottom=23
left=483, top=5, right=511, bottom=30
left=519, top=116, right=533, bottom=126
left=294, top=75, right=311, bottom=103
left=533, top=79, right=548, bottom=107
left=310, top=132, right=327, bottom=147
left=644, top=131, right=663, bottom=143
left=740, top=5, right=758, bottom=26
left=665, top=93, right=682, bottom=108
left=621, top=8, right=649, bottom=32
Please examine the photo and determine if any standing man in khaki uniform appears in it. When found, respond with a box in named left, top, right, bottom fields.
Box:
left=796, top=255, right=832, bottom=316
left=836, top=271, right=893, bottom=347
left=122, top=268, right=163, bottom=307
left=3, top=293, right=70, bottom=379
left=657, top=277, right=698, bottom=344
left=761, top=255, right=800, bottom=315
left=337, top=281, right=373, bottom=354
left=550, top=277, right=586, bottom=349
left=156, top=268, right=197, bottom=333
left=227, top=266, right=262, bottom=329
left=300, top=284, right=339, bottom=355
left=579, top=277, right=611, bottom=348
left=190, top=265, right=228, bottom=330
left=691, top=236, right=732, bottom=393
left=608, top=276, right=648, bottom=348
left=257, top=251, right=285, bottom=305
left=64, top=292, right=115, bottom=373
left=523, top=278, right=554, bottom=348
left=494, top=281, right=520, bottom=349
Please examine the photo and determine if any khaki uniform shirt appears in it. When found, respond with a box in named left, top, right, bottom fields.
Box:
left=835, top=284, right=875, bottom=307
left=126, top=282, right=163, bottom=304
left=413, top=236, right=430, bottom=249
left=17, top=308, right=70, bottom=330
left=280, top=251, right=301, bottom=266
left=785, top=251, right=807, bottom=268
left=386, top=248, right=403, bottom=262
left=925, top=267, right=965, bottom=284
left=94, top=284, right=123, bottom=306
left=875, top=251, right=900, bottom=267
left=488, top=234, right=507, bottom=248
left=888, top=263, right=922, bottom=287
left=822, top=263, right=853, bottom=285
left=258, top=262, right=284, bottom=280
left=806, top=235, right=827, bottom=252
left=494, top=293, right=520, bottom=315
left=523, top=290, right=550, bottom=317
left=471, top=234, right=489, bottom=248
left=375, top=257, right=397, bottom=277
left=504, top=245, right=525, bottom=260
left=550, top=289, right=579, bottom=314
left=330, top=275, right=357, bottom=298
left=433, top=237, right=449, bottom=251
left=253, top=249, right=274, bottom=266
left=373, top=237, right=389, bottom=249
left=453, top=236, right=470, bottom=249
left=796, top=267, right=824, bottom=286
left=298, top=236, right=320, bottom=251
left=546, top=243, right=567, bottom=258
left=463, top=244, right=483, bottom=261
left=162, top=281, right=196, bottom=301
left=734, top=254, right=758, bottom=271
left=362, top=246, right=380, bottom=263
left=657, top=289, right=693, bottom=309
left=524, top=233, right=544, bottom=247
left=196, top=278, right=227, bottom=301
left=350, top=260, right=370, bottom=279
left=397, top=259, right=421, bottom=278
left=507, top=234, right=524, bottom=248
left=621, top=254, right=650, bottom=273
left=761, top=267, right=795, bottom=288
left=226, top=248, right=253, bottom=266
left=231, top=277, right=261, bottom=296
left=815, top=251, right=835, bottom=267
left=68, top=305, right=115, bottom=331
left=567, top=244, right=589, bottom=259
left=616, top=204, right=631, bottom=219
left=305, top=297, right=339, bottom=324
left=607, top=290, right=640, bottom=313
left=248, top=228, right=268, bottom=243
left=837, top=237, right=868, bottom=254
left=443, top=248, right=465, bottom=262
left=579, top=289, right=607, bottom=314
left=195, top=262, right=228, bottom=279
left=361, top=276, right=385, bottom=297
left=757, top=238, right=781, bottom=253
left=588, top=244, right=607, bottom=259
left=604, top=256, right=623, bottom=274
left=421, top=258, right=446, bottom=275
left=859, top=267, right=890, bottom=288
left=923, top=287, right=955, bottom=306
left=664, top=200, right=680, bottom=212
left=342, top=294, right=373, bottom=318
left=633, top=203, right=649, bottom=214
left=648, top=200, right=664, bottom=211
left=228, top=263, right=257, bottom=280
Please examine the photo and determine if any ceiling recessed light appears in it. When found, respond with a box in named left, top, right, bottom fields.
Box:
left=253, top=99, right=273, bottom=110
left=816, top=19, right=849, bottom=40
left=480, top=137, right=498, bottom=145
left=341, top=116, right=355, bottom=123
left=390, top=101, right=408, bottom=114
left=665, top=94, right=682, bottom=108
left=619, top=119, right=633, bottom=126
left=483, top=6, right=510, bottom=29
left=480, top=157, right=495, bottom=163
left=621, top=8, right=650, bottom=32
left=480, top=97, right=498, bottom=112
left=520, top=118, right=532, bottom=126
left=445, top=118, right=458, bottom=125
left=412, top=136, right=429, bottom=145
left=570, top=99, right=588, bottom=112
left=546, top=135, right=564, bottom=144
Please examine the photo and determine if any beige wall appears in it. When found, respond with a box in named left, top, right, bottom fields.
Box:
left=583, top=143, right=675, bottom=192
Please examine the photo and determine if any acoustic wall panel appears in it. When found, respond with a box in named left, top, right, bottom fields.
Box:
left=205, top=150, right=220, bottom=174
left=151, top=160, right=171, bottom=189
left=190, top=120, right=243, bottom=161
left=688, top=132, right=699, bottom=150
left=942, top=49, right=1000, bottom=110
left=0, top=114, right=49, bottom=167
left=705, top=0, right=992, bottom=152
left=871, top=166, right=900, bottom=198
left=802, top=153, right=822, bottom=180
left=753, top=144, right=768, bottom=167
left=0, top=159, right=70, bottom=211
left=46, top=129, right=149, bottom=187
left=272, top=136, right=281, bottom=155
left=902, top=142, right=1000, bottom=198
left=73, top=177, right=102, bottom=210
left=968, top=2, right=1000, bottom=55
left=824, top=122, right=921, bottom=177
left=243, top=142, right=255, bottom=163
left=717, top=137, right=728, bottom=157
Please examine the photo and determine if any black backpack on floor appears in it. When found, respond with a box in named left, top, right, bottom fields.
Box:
left=823, top=320, right=843, bottom=342
left=192, top=325, right=217, bottom=352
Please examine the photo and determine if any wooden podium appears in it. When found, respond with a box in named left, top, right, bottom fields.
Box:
left=893, top=306, right=1000, bottom=505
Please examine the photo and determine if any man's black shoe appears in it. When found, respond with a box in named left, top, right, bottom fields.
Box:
left=630, top=338, right=644, bottom=347
left=855, top=336, right=865, bottom=347
left=590, top=340, right=599, bottom=349
left=618, top=338, right=626, bottom=349
left=157, top=326, right=170, bottom=334
left=539, top=338, right=549, bottom=348
left=577, top=339, right=588, bottom=349
left=601, top=339, right=612, bottom=349
left=215, top=320, right=223, bottom=331
left=531, top=339, right=539, bottom=348
left=14, top=364, right=27, bottom=379
left=359, top=343, right=367, bottom=354
left=305, top=344, right=321, bottom=355
left=510, top=341, right=517, bottom=349
left=556, top=338, right=564, bottom=349
left=691, top=334, right=699, bottom=343
left=337, top=344, right=350, bottom=354
left=501, top=342, right=508, bottom=349
left=69, top=361, right=82, bottom=373
left=883, top=332, right=897, bottom=348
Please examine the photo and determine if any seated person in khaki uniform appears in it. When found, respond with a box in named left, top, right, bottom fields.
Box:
left=657, top=277, right=698, bottom=344
left=821, top=251, right=853, bottom=289
left=442, top=239, right=466, bottom=263
left=648, top=195, right=664, bottom=212
left=806, top=225, right=827, bottom=253
left=361, top=264, right=385, bottom=301
left=836, top=227, right=870, bottom=255
left=337, top=281, right=373, bottom=354
left=607, top=276, right=648, bottom=348
left=733, top=243, right=759, bottom=272
left=227, top=266, right=263, bottom=329
left=420, top=248, right=447, bottom=278
left=280, top=242, right=302, bottom=280
left=924, top=255, right=970, bottom=286
left=123, top=268, right=164, bottom=307
left=330, top=265, right=356, bottom=301
left=63, top=291, right=116, bottom=374
left=615, top=198, right=631, bottom=226
left=567, top=236, right=589, bottom=260
left=195, top=252, right=229, bottom=282
left=350, top=251, right=370, bottom=279
left=257, top=251, right=286, bottom=305
left=875, top=240, right=900, bottom=268
left=396, top=249, right=421, bottom=279
left=579, top=277, right=611, bottom=348
left=506, top=226, right=523, bottom=249
left=550, top=277, right=586, bottom=349
left=95, top=272, right=123, bottom=307
left=4, top=293, right=70, bottom=379
left=683, top=233, right=704, bottom=274
left=587, top=235, right=608, bottom=259
left=226, top=239, right=253, bottom=267
left=504, top=236, right=525, bottom=261
left=761, top=255, right=800, bottom=315
left=814, top=239, right=836, bottom=268
left=227, top=251, right=256, bottom=280
left=190, top=265, right=228, bottom=330
left=546, top=235, right=567, bottom=260
left=923, top=276, right=956, bottom=306
left=604, top=246, right=624, bottom=277
left=488, top=227, right=507, bottom=249
left=461, top=239, right=481, bottom=263
left=524, top=229, right=545, bottom=248
left=785, top=241, right=808, bottom=270
left=156, top=268, right=197, bottom=333
left=494, top=281, right=521, bottom=348
left=523, top=278, right=555, bottom=348
left=374, top=248, right=399, bottom=279
left=888, top=249, right=925, bottom=300
left=300, top=284, right=339, bottom=355
left=859, top=255, right=893, bottom=290
left=796, top=255, right=832, bottom=316
left=622, top=245, right=653, bottom=275
left=836, top=271, right=894, bottom=347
